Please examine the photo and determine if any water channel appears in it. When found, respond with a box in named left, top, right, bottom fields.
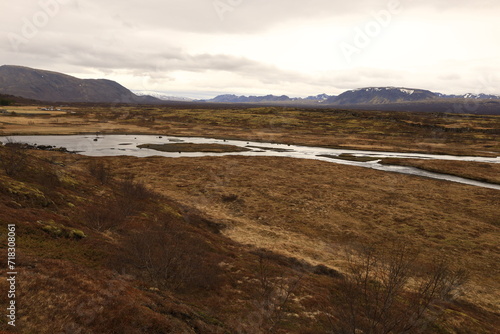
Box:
left=1, top=134, right=499, bottom=190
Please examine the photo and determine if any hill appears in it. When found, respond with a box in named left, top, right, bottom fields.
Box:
left=0, top=65, right=160, bottom=104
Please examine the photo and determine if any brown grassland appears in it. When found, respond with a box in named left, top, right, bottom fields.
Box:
left=0, top=102, right=499, bottom=333
left=379, top=158, right=500, bottom=185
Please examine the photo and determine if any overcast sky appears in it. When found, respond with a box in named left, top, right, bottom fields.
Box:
left=1, top=0, right=500, bottom=98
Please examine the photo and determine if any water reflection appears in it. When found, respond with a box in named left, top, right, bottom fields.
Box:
left=1, top=134, right=499, bottom=190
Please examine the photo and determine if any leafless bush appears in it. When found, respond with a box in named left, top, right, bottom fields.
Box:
left=82, top=178, right=158, bottom=231
left=81, top=199, right=125, bottom=232
left=256, top=255, right=302, bottom=333
left=238, top=255, right=303, bottom=334
left=87, top=160, right=112, bottom=185
left=114, top=176, right=157, bottom=217
left=329, top=242, right=468, bottom=334
left=0, top=139, right=28, bottom=176
left=114, top=221, right=221, bottom=292
left=117, top=176, right=155, bottom=199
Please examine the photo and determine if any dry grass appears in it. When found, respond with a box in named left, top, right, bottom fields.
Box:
left=103, top=155, right=500, bottom=315
left=380, top=158, right=500, bottom=185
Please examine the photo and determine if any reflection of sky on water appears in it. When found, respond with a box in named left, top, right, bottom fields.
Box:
left=1, top=135, right=499, bottom=190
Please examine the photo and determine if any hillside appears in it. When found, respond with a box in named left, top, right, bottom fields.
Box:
left=0, top=143, right=498, bottom=333
left=0, top=65, right=160, bottom=104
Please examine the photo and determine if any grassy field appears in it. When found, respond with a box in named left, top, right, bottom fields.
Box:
left=380, top=158, right=500, bottom=185
left=0, top=102, right=499, bottom=333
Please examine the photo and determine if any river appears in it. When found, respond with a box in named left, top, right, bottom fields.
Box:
left=1, top=134, right=499, bottom=190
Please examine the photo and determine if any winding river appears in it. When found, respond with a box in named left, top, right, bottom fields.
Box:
left=1, top=134, right=499, bottom=190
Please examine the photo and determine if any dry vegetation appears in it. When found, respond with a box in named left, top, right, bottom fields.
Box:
left=380, top=158, right=500, bottom=185
left=0, top=102, right=499, bottom=333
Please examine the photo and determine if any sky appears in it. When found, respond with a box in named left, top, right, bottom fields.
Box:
left=1, top=0, right=500, bottom=99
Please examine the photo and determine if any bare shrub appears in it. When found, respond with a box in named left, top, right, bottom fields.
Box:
left=255, top=255, right=302, bottom=333
left=117, top=176, right=155, bottom=201
left=81, top=178, right=157, bottom=231
left=114, top=219, right=222, bottom=292
left=114, top=176, right=157, bottom=217
left=81, top=200, right=124, bottom=232
left=329, top=242, right=469, bottom=334
left=0, top=139, right=28, bottom=176
left=87, top=160, right=112, bottom=185
left=237, top=255, right=303, bottom=334
left=32, top=165, right=61, bottom=190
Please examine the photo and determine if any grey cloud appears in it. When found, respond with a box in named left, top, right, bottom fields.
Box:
left=77, top=0, right=500, bottom=34
left=1, top=0, right=499, bottom=97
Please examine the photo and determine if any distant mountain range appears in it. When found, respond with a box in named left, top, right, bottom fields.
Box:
left=133, top=90, right=194, bottom=102
left=435, top=92, right=500, bottom=99
left=204, top=93, right=333, bottom=103
left=205, top=88, right=500, bottom=105
left=1, top=65, right=499, bottom=113
left=0, top=65, right=160, bottom=103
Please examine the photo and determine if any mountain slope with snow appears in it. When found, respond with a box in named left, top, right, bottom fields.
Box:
left=326, top=87, right=438, bottom=105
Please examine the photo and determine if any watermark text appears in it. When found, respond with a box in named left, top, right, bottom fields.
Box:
left=6, top=224, right=17, bottom=327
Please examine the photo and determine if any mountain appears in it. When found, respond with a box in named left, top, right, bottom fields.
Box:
left=133, top=90, right=194, bottom=102
left=206, top=94, right=294, bottom=103
left=304, top=93, right=333, bottom=102
left=0, top=65, right=160, bottom=103
left=205, top=93, right=335, bottom=103
left=436, top=92, right=500, bottom=99
left=326, top=87, right=438, bottom=105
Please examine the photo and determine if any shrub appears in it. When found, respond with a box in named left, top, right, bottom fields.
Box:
left=328, top=242, right=469, bottom=334
left=82, top=178, right=157, bottom=231
left=117, top=176, right=155, bottom=202
left=113, top=220, right=222, bottom=292
left=0, top=139, right=28, bottom=176
left=254, top=255, right=303, bottom=333
left=81, top=199, right=124, bottom=232
left=114, top=177, right=157, bottom=218
left=87, top=160, right=112, bottom=185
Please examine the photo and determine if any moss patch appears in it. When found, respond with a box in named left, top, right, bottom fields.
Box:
left=38, top=220, right=87, bottom=239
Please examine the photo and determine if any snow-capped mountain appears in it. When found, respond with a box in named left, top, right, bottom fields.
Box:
left=325, top=87, right=437, bottom=105
left=436, top=93, right=500, bottom=99
left=204, top=93, right=335, bottom=103
left=304, top=94, right=333, bottom=102
left=133, top=90, right=194, bottom=102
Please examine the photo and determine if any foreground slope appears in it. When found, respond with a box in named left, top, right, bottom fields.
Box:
left=0, top=143, right=498, bottom=333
